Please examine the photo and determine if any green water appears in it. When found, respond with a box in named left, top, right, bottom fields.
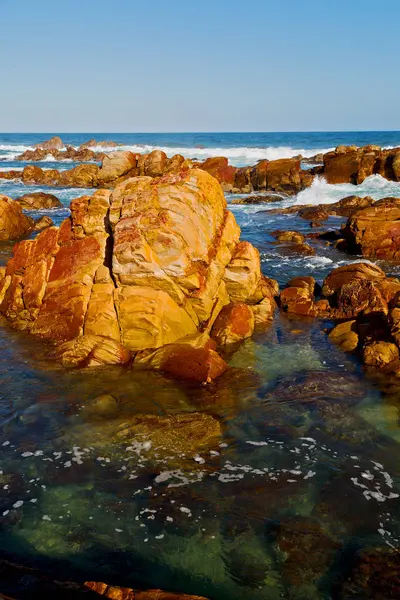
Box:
left=0, top=312, right=399, bottom=599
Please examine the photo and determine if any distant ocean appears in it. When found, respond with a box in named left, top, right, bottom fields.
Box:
left=1, top=131, right=400, bottom=166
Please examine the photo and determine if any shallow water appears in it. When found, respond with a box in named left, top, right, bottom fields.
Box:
left=0, top=133, right=400, bottom=598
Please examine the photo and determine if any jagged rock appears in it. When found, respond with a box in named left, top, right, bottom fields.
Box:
left=34, top=135, right=64, bottom=150
left=342, top=197, right=400, bottom=260
left=199, top=157, right=237, bottom=190
left=322, top=263, right=386, bottom=297
left=0, top=195, right=34, bottom=241
left=363, top=341, right=399, bottom=368
left=15, top=192, right=62, bottom=210
left=0, top=171, right=276, bottom=380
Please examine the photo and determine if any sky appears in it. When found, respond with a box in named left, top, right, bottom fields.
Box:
left=1, top=0, right=399, bottom=132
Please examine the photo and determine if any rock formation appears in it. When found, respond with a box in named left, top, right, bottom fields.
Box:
left=279, top=261, right=400, bottom=377
left=15, top=192, right=62, bottom=210
left=0, top=170, right=277, bottom=381
left=0, top=195, right=35, bottom=241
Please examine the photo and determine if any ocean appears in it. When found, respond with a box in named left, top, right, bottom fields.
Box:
left=0, top=132, right=399, bottom=599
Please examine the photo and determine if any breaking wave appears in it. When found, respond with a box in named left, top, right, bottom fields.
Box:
left=295, top=174, right=400, bottom=206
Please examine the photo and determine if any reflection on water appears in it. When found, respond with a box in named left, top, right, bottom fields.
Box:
left=0, top=313, right=399, bottom=599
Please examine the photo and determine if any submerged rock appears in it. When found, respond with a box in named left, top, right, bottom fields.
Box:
left=85, top=582, right=209, bottom=600
left=339, top=547, right=400, bottom=599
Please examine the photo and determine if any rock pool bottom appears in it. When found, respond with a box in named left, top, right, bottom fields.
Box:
left=0, top=312, right=399, bottom=600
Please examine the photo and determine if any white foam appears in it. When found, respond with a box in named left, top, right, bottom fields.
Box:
left=295, top=175, right=400, bottom=206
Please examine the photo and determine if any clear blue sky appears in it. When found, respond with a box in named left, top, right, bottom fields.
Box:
left=1, top=0, right=399, bottom=132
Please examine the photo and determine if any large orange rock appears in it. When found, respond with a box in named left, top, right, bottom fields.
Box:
left=0, top=195, right=34, bottom=241
left=265, top=158, right=302, bottom=192
left=343, top=198, right=400, bottom=260
left=199, top=157, right=237, bottom=190
left=0, top=170, right=276, bottom=378
left=143, top=149, right=168, bottom=177
left=98, top=151, right=138, bottom=183
left=211, top=302, right=255, bottom=345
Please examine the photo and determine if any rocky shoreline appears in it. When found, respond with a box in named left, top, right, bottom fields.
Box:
left=3, top=141, right=400, bottom=196
left=1, top=140, right=400, bottom=597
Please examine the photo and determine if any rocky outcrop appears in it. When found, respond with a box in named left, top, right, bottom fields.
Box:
left=0, top=195, right=35, bottom=241
left=34, top=136, right=64, bottom=150
left=279, top=262, right=400, bottom=377
left=322, top=144, right=400, bottom=184
left=0, top=170, right=277, bottom=381
left=15, top=192, right=62, bottom=210
left=1, top=150, right=314, bottom=195
left=342, top=197, right=400, bottom=260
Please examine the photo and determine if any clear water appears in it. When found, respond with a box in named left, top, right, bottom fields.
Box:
left=0, top=132, right=399, bottom=599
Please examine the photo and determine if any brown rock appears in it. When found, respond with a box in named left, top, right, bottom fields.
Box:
left=265, top=158, right=302, bottom=193
left=0, top=195, right=34, bottom=241
left=272, top=230, right=305, bottom=243
left=328, top=320, right=359, bottom=351
left=322, top=262, right=386, bottom=297
left=34, top=136, right=64, bottom=150
left=33, top=215, right=54, bottom=231
left=211, top=303, right=255, bottom=345
left=143, top=150, right=168, bottom=177
left=323, top=149, right=361, bottom=184
left=339, top=547, right=400, bottom=599
left=15, top=192, right=62, bottom=210
left=199, top=157, right=236, bottom=188
left=343, top=197, right=400, bottom=260
left=363, top=341, right=399, bottom=368
left=55, top=334, right=132, bottom=367
left=98, top=151, right=138, bottom=183
left=85, top=582, right=209, bottom=600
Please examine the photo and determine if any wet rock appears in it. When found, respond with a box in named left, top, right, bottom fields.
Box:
left=339, top=547, right=400, bottom=599
left=1, top=171, right=274, bottom=375
left=79, top=139, right=118, bottom=149
left=322, top=262, right=386, bottom=298
left=116, top=412, right=221, bottom=458
left=272, top=230, right=305, bottom=244
left=363, top=341, right=399, bottom=368
left=0, top=194, right=34, bottom=241
left=55, top=335, right=132, bottom=367
left=32, top=215, right=55, bottom=232
left=342, top=197, right=400, bottom=260
left=135, top=334, right=228, bottom=383
left=275, top=517, right=340, bottom=593
left=328, top=320, right=359, bottom=351
left=211, top=303, right=255, bottom=345
left=85, top=582, right=209, bottom=600
left=199, top=157, right=236, bottom=190
left=264, top=370, right=364, bottom=406
left=15, top=192, right=62, bottom=210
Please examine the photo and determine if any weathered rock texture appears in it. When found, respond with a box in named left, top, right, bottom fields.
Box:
left=280, top=261, right=400, bottom=377
left=0, top=170, right=277, bottom=381
left=3, top=149, right=312, bottom=195
left=322, top=145, right=400, bottom=184
left=0, top=195, right=35, bottom=241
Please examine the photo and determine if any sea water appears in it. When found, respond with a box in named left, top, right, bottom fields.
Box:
left=0, top=132, right=399, bottom=599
